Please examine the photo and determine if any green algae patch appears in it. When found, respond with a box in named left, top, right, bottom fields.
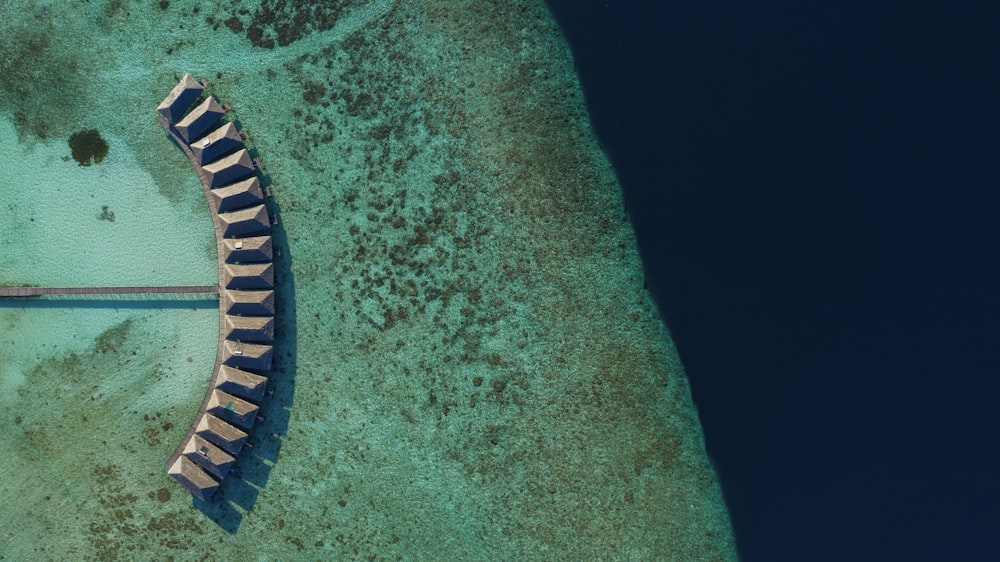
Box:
left=0, top=2, right=88, bottom=141
left=68, top=128, right=109, bottom=166
left=95, top=319, right=133, bottom=354
left=97, top=205, right=116, bottom=222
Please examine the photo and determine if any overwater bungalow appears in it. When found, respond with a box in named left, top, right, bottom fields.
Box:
left=217, top=365, right=268, bottom=401
left=223, top=340, right=273, bottom=370
left=218, top=205, right=270, bottom=238
left=212, top=176, right=264, bottom=213
left=168, top=455, right=219, bottom=502
left=195, top=413, right=249, bottom=455
left=157, top=74, right=204, bottom=123
left=203, top=149, right=255, bottom=187
left=224, top=315, right=275, bottom=343
left=224, top=236, right=273, bottom=263
left=174, top=97, right=225, bottom=143
left=191, top=122, right=243, bottom=164
left=224, top=262, right=274, bottom=290
left=207, top=389, right=259, bottom=429
left=225, top=290, right=275, bottom=316
left=182, top=434, right=237, bottom=480
left=159, top=74, right=278, bottom=501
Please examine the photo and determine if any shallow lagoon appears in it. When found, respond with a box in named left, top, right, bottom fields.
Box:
left=0, top=1, right=734, bottom=558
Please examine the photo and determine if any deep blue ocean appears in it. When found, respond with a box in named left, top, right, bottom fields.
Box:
left=545, top=2, right=1000, bottom=560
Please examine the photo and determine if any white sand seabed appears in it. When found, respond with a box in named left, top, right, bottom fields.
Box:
left=0, top=116, right=216, bottom=287
left=0, top=306, right=217, bottom=403
left=0, top=101, right=219, bottom=407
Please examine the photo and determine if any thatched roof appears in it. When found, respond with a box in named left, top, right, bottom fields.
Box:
left=224, top=262, right=274, bottom=290
left=224, top=315, right=275, bottom=343
left=182, top=434, right=237, bottom=480
left=212, top=176, right=263, bottom=213
left=207, top=389, right=259, bottom=429
left=203, top=148, right=255, bottom=188
left=218, top=204, right=270, bottom=238
left=225, top=289, right=275, bottom=316
left=174, top=96, right=225, bottom=143
left=195, top=414, right=249, bottom=455
left=191, top=121, right=243, bottom=165
left=223, top=341, right=273, bottom=371
left=168, top=456, right=219, bottom=502
left=217, top=365, right=268, bottom=401
left=157, top=74, right=203, bottom=123
left=223, top=235, right=272, bottom=264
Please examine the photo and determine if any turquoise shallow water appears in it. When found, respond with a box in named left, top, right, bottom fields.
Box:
left=0, top=117, right=216, bottom=287
left=0, top=305, right=217, bottom=553
left=0, top=1, right=735, bottom=559
left=0, top=88, right=219, bottom=557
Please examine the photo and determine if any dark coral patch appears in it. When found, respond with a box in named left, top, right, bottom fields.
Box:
left=68, top=129, right=109, bottom=166
left=224, top=0, right=353, bottom=48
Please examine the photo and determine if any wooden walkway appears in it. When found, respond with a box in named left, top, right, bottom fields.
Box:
left=159, top=112, right=236, bottom=472
left=158, top=87, right=275, bottom=488
left=0, top=285, right=219, bottom=297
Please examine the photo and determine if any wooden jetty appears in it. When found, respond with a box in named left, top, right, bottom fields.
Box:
left=0, top=286, right=218, bottom=297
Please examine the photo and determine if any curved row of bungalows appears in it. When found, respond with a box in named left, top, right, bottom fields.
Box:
left=159, top=75, right=277, bottom=502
